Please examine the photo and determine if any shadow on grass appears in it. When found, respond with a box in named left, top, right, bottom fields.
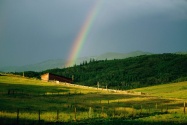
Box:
left=1, top=113, right=186, bottom=125
left=107, top=97, right=179, bottom=109
left=0, top=82, right=70, bottom=95
left=0, top=74, right=6, bottom=76
left=69, top=118, right=187, bottom=125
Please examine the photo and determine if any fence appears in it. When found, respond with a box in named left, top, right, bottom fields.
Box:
left=0, top=86, right=187, bottom=124
left=0, top=101, right=186, bottom=124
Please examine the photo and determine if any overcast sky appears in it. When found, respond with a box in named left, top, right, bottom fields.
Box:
left=0, top=0, right=187, bottom=67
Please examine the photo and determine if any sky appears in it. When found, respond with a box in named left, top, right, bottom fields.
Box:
left=0, top=0, right=187, bottom=67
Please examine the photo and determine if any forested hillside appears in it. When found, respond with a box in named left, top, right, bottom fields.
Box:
left=15, top=54, right=187, bottom=89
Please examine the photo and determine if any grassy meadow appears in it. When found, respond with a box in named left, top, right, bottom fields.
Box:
left=0, top=74, right=187, bottom=124
left=133, top=81, right=187, bottom=99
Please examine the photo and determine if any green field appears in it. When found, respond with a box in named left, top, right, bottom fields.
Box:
left=133, top=81, right=187, bottom=99
left=0, top=74, right=187, bottom=125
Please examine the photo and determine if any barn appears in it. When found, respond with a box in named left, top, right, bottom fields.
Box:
left=41, top=73, right=72, bottom=83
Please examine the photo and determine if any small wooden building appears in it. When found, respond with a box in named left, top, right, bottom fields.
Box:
left=41, top=73, right=72, bottom=83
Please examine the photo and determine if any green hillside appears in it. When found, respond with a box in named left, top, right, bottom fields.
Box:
left=14, top=53, right=187, bottom=90
left=1, top=74, right=187, bottom=124
left=36, top=53, right=187, bottom=89
left=133, top=81, right=187, bottom=99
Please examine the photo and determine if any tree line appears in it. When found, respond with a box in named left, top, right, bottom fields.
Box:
left=14, top=53, right=187, bottom=89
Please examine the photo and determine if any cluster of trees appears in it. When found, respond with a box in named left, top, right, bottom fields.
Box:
left=14, top=53, right=187, bottom=89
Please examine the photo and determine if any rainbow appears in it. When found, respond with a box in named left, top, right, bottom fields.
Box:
left=65, top=0, right=103, bottom=67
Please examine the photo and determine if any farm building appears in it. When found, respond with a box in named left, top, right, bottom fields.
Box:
left=41, top=73, right=72, bottom=83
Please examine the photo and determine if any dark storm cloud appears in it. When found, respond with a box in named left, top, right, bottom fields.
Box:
left=80, top=0, right=187, bottom=56
left=0, top=0, right=187, bottom=67
left=0, top=0, right=95, bottom=66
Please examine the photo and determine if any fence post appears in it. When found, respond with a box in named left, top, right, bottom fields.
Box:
left=101, top=106, right=104, bottom=117
left=113, top=108, right=115, bottom=118
left=17, top=109, right=19, bottom=125
left=74, top=107, right=76, bottom=121
left=132, top=106, right=134, bottom=117
left=57, top=110, right=59, bottom=121
left=38, top=110, right=41, bottom=123
left=88, top=107, right=92, bottom=118
left=184, top=102, right=186, bottom=114
left=102, top=107, right=104, bottom=113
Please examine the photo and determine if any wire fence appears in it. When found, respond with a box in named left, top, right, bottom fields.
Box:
left=0, top=101, right=186, bottom=124
left=0, top=86, right=186, bottom=124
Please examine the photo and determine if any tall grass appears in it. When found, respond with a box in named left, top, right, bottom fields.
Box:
left=1, top=75, right=187, bottom=124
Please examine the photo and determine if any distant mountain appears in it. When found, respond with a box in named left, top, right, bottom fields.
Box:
left=95, top=51, right=152, bottom=60
left=0, top=51, right=152, bottom=72
left=0, top=59, right=66, bottom=72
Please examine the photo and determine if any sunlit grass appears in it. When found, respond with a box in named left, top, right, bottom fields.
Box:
left=133, top=81, right=187, bottom=99
left=1, top=74, right=187, bottom=124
